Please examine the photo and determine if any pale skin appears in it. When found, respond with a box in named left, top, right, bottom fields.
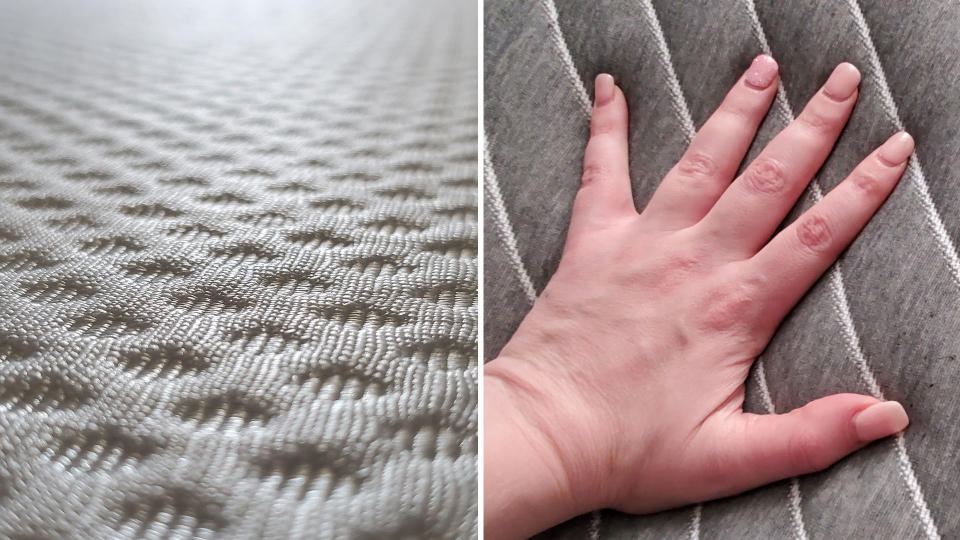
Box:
left=485, top=56, right=915, bottom=539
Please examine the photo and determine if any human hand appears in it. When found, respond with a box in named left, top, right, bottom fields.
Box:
left=484, top=56, right=913, bottom=538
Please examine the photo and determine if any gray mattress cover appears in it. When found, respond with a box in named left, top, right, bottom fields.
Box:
left=485, top=1, right=960, bottom=538
left=0, top=1, right=477, bottom=538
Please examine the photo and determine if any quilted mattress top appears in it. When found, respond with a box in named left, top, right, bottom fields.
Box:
left=0, top=1, right=478, bottom=538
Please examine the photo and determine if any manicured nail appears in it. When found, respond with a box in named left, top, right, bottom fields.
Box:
left=595, top=74, right=615, bottom=106
left=877, top=131, right=915, bottom=166
left=822, top=62, right=861, bottom=101
left=853, top=401, right=909, bottom=442
left=745, top=54, right=778, bottom=90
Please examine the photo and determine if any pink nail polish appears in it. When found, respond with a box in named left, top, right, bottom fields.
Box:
left=822, top=62, right=861, bottom=101
left=852, top=401, right=909, bottom=442
left=595, top=74, right=615, bottom=106
left=745, top=54, right=778, bottom=89
left=877, top=131, right=915, bottom=166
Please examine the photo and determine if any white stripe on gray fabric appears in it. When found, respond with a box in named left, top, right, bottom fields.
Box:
left=686, top=503, right=701, bottom=540
left=538, top=0, right=592, bottom=118
left=743, top=1, right=940, bottom=538
left=787, top=478, right=808, bottom=540
left=844, top=6, right=944, bottom=537
left=845, top=0, right=960, bottom=292
left=588, top=510, right=602, bottom=540
left=637, top=0, right=696, bottom=141
left=754, top=357, right=776, bottom=413
left=827, top=266, right=881, bottom=397
left=483, top=135, right=537, bottom=305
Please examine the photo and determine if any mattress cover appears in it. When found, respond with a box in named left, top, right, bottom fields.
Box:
left=485, top=1, right=960, bottom=538
left=0, top=1, right=478, bottom=538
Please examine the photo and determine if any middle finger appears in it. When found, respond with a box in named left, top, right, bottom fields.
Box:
left=695, top=62, right=861, bottom=257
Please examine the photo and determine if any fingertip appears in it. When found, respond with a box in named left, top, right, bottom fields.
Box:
left=838, top=61, right=862, bottom=82
left=594, top=73, right=615, bottom=106
left=852, top=400, right=909, bottom=442
left=877, top=131, right=915, bottom=166
left=744, top=54, right=779, bottom=90
left=823, top=62, right=861, bottom=101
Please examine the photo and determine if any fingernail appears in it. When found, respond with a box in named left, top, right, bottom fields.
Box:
left=877, top=131, right=915, bottom=166
left=853, top=401, right=909, bottom=442
left=822, top=62, right=861, bottom=101
left=595, top=74, right=615, bottom=106
left=745, top=54, right=778, bottom=90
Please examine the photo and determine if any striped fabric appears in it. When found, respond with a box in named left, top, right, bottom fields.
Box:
left=485, top=1, right=960, bottom=537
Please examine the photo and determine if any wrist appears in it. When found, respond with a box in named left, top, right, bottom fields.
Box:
left=483, top=357, right=608, bottom=538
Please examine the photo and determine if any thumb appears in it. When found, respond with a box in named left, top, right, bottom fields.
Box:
left=724, top=394, right=908, bottom=491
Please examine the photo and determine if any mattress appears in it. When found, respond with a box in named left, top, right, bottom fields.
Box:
left=485, top=1, right=960, bottom=538
left=0, top=1, right=477, bottom=538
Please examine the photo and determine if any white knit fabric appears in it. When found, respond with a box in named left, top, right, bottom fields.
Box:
left=0, top=1, right=477, bottom=538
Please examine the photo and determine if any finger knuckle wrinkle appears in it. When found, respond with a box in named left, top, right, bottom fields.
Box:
left=677, top=152, right=717, bottom=181
left=796, top=215, right=832, bottom=252
left=851, top=171, right=883, bottom=196
left=719, top=101, right=752, bottom=121
left=590, top=121, right=616, bottom=137
left=744, top=158, right=786, bottom=194
left=666, top=252, right=702, bottom=273
left=788, top=430, right=832, bottom=472
left=797, top=110, right=834, bottom=133
left=581, top=163, right=609, bottom=186
left=696, top=282, right=756, bottom=332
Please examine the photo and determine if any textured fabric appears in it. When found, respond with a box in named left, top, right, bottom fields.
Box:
left=485, top=0, right=960, bottom=538
left=0, top=1, right=477, bottom=538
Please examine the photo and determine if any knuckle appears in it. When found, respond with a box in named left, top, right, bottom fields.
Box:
left=850, top=170, right=884, bottom=196
left=665, top=251, right=703, bottom=273
left=675, top=152, right=718, bottom=182
left=787, top=428, right=832, bottom=472
left=796, top=214, right=833, bottom=253
left=581, top=162, right=609, bottom=186
left=637, top=251, right=705, bottom=290
left=743, top=157, right=786, bottom=194
left=591, top=120, right=616, bottom=137
left=694, top=279, right=762, bottom=333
